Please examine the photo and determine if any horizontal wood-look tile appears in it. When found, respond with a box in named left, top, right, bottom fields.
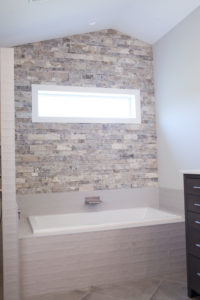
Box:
left=20, top=222, right=186, bottom=298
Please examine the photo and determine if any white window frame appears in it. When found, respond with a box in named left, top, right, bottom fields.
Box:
left=32, top=85, right=141, bottom=124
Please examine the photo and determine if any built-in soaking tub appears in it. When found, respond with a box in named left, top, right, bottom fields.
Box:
left=28, top=207, right=184, bottom=236
left=18, top=189, right=186, bottom=299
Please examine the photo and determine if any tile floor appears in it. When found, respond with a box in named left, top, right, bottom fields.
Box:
left=0, top=272, right=2, bottom=300
left=26, top=272, right=200, bottom=300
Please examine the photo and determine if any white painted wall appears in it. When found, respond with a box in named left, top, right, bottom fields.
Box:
left=1, top=0, right=200, bottom=46
left=154, top=7, right=200, bottom=191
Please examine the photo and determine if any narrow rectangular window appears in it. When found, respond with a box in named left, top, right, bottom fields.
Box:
left=32, top=85, right=141, bottom=124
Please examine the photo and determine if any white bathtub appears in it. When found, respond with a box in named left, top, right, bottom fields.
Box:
left=28, top=207, right=184, bottom=236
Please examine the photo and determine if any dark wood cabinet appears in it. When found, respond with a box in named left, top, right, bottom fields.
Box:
left=184, top=174, right=200, bottom=298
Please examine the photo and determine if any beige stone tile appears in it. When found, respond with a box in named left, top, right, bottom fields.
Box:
left=15, top=30, right=158, bottom=195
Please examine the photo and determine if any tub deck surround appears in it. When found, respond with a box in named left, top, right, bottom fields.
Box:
left=18, top=187, right=185, bottom=298
left=28, top=207, right=183, bottom=236
left=19, top=222, right=186, bottom=299
left=17, top=187, right=159, bottom=238
left=17, top=186, right=159, bottom=216
left=159, top=188, right=184, bottom=215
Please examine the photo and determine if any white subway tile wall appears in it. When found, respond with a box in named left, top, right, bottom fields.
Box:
left=0, top=48, right=20, bottom=300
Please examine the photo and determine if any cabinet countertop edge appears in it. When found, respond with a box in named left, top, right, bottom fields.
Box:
left=181, top=170, right=200, bottom=175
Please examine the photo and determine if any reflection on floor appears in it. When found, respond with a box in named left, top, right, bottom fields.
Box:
left=26, top=272, right=200, bottom=300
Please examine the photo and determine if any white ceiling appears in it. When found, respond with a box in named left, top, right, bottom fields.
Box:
left=0, top=0, right=200, bottom=47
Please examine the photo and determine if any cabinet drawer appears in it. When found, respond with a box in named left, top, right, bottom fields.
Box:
left=185, top=194, right=200, bottom=213
left=188, top=255, right=200, bottom=294
left=188, top=228, right=200, bottom=258
left=187, top=212, right=200, bottom=231
left=185, top=177, right=200, bottom=196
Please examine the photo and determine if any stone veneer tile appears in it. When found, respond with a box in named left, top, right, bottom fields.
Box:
left=15, top=29, right=158, bottom=194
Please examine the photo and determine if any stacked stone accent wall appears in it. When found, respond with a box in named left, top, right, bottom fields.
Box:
left=15, top=29, right=158, bottom=194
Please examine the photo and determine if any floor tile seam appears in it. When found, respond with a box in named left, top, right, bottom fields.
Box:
left=85, top=285, right=132, bottom=300
left=86, top=290, right=122, bottom=300
left=149, top=279, right=164, bottom=300
left=81, top=290, right=116, bottom=300
left=81, top=289, right=96, bottom=300
left=85, top=280, right=163, bottom=300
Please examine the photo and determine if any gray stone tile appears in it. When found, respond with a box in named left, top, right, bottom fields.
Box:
left=94, top=278, right=161, bottom=300
left=15, top=29, right=158, bottom=195
left=150, top=281, right=189, bottom=300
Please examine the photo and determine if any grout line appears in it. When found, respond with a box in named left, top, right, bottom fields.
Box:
left=149, top=279, right=163, bottom=300
left=80, top=287, right=94, bottom=300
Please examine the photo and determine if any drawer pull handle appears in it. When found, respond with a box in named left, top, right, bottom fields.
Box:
left=193, top=186, right=200, bottom=189
left=195, top=244, right=200, bottom=248
left=194, top=203, right=200, bottom=207
left=197, top=273, right=200, bottom=277
left=195, top=221, right=200, bottom=225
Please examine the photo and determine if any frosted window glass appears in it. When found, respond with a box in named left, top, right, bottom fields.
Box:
left=32, top=85, right=141, bottom=124
left=38, top=91, right=136, bottom=119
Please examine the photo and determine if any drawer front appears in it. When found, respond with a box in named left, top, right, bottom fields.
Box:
left=188, top=255, right=200, bottom=294
left=188, top=228, right=200, bottom=258
left=187, top=212, right=200, bottom=231
left=185, top=194, right=200, bottom=213
left=185, top=177, right=200, bottom=196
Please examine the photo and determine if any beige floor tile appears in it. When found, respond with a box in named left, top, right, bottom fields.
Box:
left=55, top=290, right=90, bottom=300
left=95, top=278, right=161, bottom=300
left=151, top=281, right=190, bottom=300
left=23, top=276, right=200, bottom=300
left=81, top=292, right=115, bottom=300
left=26, top=289, right=89, bottom=300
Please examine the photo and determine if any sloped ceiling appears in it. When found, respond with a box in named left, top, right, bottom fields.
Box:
left=0, top=0, right=200, bottom=47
